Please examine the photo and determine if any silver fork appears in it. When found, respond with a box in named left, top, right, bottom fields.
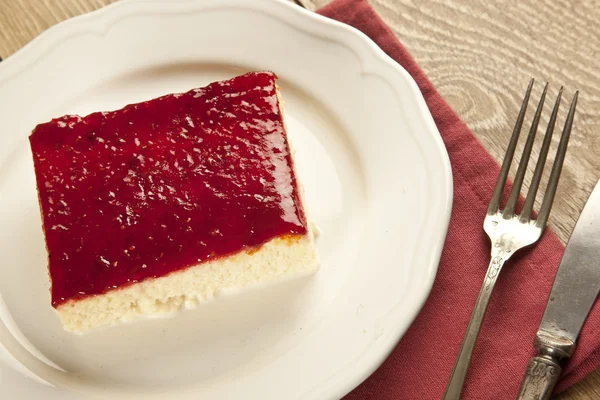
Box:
left=442, top=80, right=579, bottom=400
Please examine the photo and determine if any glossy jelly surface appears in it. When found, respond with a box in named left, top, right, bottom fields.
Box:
left=29, top=71, right=307, bottom=307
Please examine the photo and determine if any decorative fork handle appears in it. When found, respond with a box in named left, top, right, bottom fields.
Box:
left=442, top=251, right=508, bottom=400
left=516, top=353, right=562, bottom=400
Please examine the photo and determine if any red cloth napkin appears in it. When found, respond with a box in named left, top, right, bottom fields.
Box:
left=317, top=0, right=600, bottom=398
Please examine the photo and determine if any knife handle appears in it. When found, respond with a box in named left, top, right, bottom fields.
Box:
left=516, top=355, right=561, bottom=400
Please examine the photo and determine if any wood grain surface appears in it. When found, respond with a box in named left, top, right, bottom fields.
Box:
left=0, top=0, right=598, bottom=398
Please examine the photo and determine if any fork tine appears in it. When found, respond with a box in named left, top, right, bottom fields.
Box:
left=487, top=79, right=534, bottom=214
left=536, top=91, right=578, bottom=228
left=503, top=83, right=548, bottom=218
left=520, top=87, right=563, bottom=222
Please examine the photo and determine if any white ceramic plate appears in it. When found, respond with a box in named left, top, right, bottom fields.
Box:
left=0, top=0, right=452, bottom=398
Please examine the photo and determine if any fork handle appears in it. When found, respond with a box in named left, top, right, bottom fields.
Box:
left=443, top=254, right=508, bottom=400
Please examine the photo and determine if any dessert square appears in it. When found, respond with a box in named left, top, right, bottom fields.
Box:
left=29, top=71, right=318, bottom=333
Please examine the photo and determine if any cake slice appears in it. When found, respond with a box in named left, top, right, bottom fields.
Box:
left=29, top=71, right=318, bottom=333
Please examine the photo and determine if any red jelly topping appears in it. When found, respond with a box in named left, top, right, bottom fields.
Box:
left=29, top=71, right=307, bottom=307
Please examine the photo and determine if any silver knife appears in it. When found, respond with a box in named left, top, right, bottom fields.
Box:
left=516, top=180, right=600, bottom=400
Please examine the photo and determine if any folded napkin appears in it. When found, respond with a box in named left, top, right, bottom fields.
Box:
left=317, top=0, right=600, bottom=398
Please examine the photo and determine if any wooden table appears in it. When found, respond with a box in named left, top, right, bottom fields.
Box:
left=0, top=0, right=598, bottom=398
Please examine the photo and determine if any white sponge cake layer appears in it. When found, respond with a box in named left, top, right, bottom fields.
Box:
left=57, top=233, right=318, bottom=333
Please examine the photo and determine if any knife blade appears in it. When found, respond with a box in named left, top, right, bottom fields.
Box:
left=517, top=180, right=600, bottom=400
